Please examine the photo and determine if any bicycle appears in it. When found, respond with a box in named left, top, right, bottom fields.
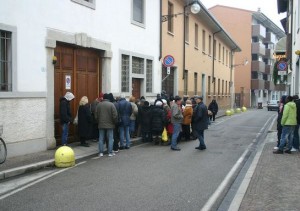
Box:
left=0, top=125, right=7, bottom=164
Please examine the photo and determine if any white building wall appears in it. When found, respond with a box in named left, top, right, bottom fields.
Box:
left=0, top=0, right=161, bottom=157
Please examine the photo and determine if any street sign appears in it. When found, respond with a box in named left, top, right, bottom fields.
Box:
left=278, top=70, right=287, bottom=75
left=277, top=61, right=288, bottom=71
left=167, top=67, right=170, bottom=75
left=163, top=55, right=175, bottom=67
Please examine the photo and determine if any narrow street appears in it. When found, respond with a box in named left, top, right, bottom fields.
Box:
left=0, top=110, right=276, bottom=211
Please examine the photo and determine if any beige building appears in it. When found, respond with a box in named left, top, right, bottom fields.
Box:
left=161, top=0, right=240, bottom=108
left=209, top=5, right=286, bottom=108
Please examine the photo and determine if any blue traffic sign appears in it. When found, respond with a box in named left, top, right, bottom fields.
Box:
left=277, top=61, right=288, bottom=71
left=163, top=55, right=175, bottom=67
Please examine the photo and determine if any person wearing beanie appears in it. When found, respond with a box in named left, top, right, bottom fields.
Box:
left=59, top=92, right=75, bottom=146
left=150, top=100, right=166, bottom=145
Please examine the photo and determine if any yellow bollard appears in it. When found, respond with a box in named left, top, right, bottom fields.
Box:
left=226, top=110, right=232, bottom=116
left=242, top=106, right=247, bottom=112
left=236, top=108, right=241, bottom=113
left=55, top=146, right=75, bottom=168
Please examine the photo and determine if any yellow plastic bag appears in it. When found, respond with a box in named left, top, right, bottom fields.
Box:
left=162, top=127, right=168, bottom=142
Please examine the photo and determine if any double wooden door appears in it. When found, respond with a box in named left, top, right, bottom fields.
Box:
left=54, top=44, right=101, bottom=145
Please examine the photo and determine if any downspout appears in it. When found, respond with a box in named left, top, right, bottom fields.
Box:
left=159, top=0, right=162, bottom=61
left=212, top=30, right=222, bottom=83
left=230, top=47, right=238, bottom=109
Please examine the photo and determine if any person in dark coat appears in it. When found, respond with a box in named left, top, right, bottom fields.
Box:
left=138, top=101, right=152, bottom=142
left=293, top=95, right=300, bottom=151
left=275, top=95, right=287, bottom=150
left=193, top=96, right=209, bottom=150
left=59, top=92, right=75, bottom=146
left=151, top=100, right=166, bottom=145
left=90, top=92, right=103, bottom=140
left=78, top=96, right=92, bottom=147
left=118, top=94, right=132, bottom=149
left=208, top=99, right=218, bottom=122
left=95, top=93, right=118, bottom=157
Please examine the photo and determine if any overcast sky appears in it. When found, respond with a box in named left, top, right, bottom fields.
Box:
left=200, top=0, right=286, bottom=31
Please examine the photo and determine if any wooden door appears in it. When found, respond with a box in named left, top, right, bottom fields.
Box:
left=132, top=78, right=141, bottom=99
left=54, top=44, right=100, bottom=145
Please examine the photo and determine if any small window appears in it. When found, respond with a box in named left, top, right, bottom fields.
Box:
left=194, top=73, right=198, bottom=95
left=71, top=0, right=95, bottom=9
left=185, top=15, right=189, bottom=43
left=195, top=24, right=198, bottom=48
left=146, top=60, right=153, bottom=93
left=0, top=30, right=12, bottom=91
left=167, top=2, right=174, bottom=33
left=202, top=30, right=206, bottom=52
left=132, top=0, right=145, bottom=26
left=208, top=35, right=212, bottom=56
left=121, top=55, right=130, bottom=92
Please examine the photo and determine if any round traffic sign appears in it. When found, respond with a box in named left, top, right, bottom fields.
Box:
left=163, top=55, right=175, bottom=67
left=277, top=61, right=288, bottom=71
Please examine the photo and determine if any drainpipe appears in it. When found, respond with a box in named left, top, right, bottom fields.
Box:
left=230, top=47, right=238, bottom=109
left=212, top=30, right=222, bottom=83
left=159, top=0, right=162, bottom=61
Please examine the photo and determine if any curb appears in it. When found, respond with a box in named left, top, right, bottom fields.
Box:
left=0, top=138, right=143, bottom=181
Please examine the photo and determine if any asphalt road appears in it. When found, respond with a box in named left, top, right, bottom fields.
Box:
left=0, top=109, right=277, bottom=211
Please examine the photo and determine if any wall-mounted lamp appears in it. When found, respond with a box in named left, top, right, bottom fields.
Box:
left=161, top=1, right=201, bottom=22
left=232, top=59, right=248, bottom=67
left=52, top=56, right=57, bottom=65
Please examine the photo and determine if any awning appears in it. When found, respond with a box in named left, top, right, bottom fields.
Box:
left=275, top=36, right=286, bottom=54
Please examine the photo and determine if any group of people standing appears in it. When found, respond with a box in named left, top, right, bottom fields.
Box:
left=273, top=95, right=300, bottom=154
left=59, top=91, right=219, bottom=156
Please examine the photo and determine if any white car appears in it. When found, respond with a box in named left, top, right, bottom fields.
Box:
left=267, top=100, right=279, bottom=111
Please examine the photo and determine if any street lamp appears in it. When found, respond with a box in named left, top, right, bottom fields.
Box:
left=230, top=59, right=248, bottom=109
left=161, top=1, right=201, bottom=22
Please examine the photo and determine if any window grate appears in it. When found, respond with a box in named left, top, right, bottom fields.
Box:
left=121, top=55, right=130, bottom=92
left=0, top=30, right=12, bottom=91
left=146, top=60, right=152, bottom=92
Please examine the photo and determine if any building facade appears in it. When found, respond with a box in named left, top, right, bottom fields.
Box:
left=161, top=0, right=240, bottom=108
left=277, top=0, right=300, bottom=96
left=209, top=6, right=286, bottom=108
left=0, top=0, right=161, bottom=157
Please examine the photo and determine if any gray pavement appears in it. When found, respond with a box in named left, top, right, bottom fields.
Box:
left=2, top=108, right=298, bottom=210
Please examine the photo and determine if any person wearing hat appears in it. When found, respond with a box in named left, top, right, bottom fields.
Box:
left=193, top=96, right=209, bottom=150
left=151, top=99, right=166, bottom=145
left=59, top=91, right=75, bottom=146
left=170, top=96, right=183, bottom=151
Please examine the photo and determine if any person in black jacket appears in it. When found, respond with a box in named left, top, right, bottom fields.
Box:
left=208, top=99, right=218, bottom=122
left=138, top=101, right=152, bottom=142
left=78, top=96, right=92, bottom=147
left=293, top=95, right=300, bottom=151
left=193, top=96, right=209, bottom=150
left=59, top=92, right=75, bottom=146
left=151, top=100, right=166, bottom=145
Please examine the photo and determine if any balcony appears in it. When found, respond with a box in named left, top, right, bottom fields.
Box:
left=252, top=42, right=266, bottom=56
left=265, top=81, right=275, bottom=90
left=251, top=61, right=266, bottom=73
left=264, top=32, right=276, bottom=44
left=251, top=79, right=265, bottom=90
left=252, top=24, right=266, bottom=39
left=265, top=48, right=274, bottom=58
left=265, top=64, right=273, bottom=74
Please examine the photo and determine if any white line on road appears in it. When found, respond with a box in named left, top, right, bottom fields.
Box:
left=201, top=114, right=276, bottom=211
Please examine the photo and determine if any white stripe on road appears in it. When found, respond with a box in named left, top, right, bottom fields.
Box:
left=201, top=114, right=276, bottom=211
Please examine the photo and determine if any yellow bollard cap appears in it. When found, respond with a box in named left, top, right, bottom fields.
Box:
left=55, top=146, right=75, bottom=168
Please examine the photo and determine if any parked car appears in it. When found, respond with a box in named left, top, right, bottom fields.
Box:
left=267, top=100, right=279, bottom=111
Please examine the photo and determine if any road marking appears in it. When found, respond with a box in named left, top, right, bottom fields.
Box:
left=201, top=114, right=276, bottom=211
left=227, top=114, right=277, bottom=211
left=0, top=165, right=78, bottom=200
